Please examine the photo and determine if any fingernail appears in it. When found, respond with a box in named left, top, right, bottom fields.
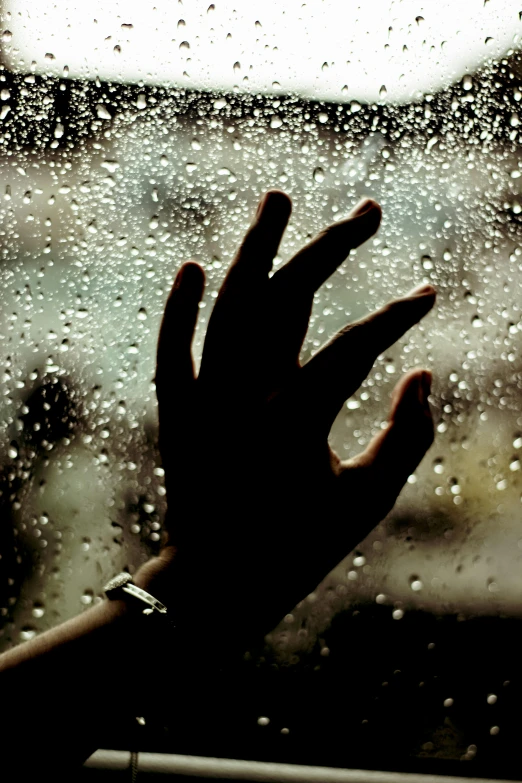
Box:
left=349, top=198, right=379, bottom=219
left=256, top=192, right=269, bottom=217
left=420, top=371, right=432, bottom=404
left=256, top=190, right=290, bottom=219
left=406, top=283, right=436, bottom=298
left=173, top=266, right=185, bottom=289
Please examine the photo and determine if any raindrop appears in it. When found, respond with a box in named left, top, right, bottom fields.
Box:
left=392, top=609, right=404, bottom=620
left=179, top=41, right=190, bottom=51
left=2, top=30, right=12, bottom=42
left=487, top=694, right=498, bottom=705
left=444, top=698, right=454, bottom=707
left=463, top=75, right=473, bottom=91
left=313, top=167, right=325, bottom=184
left=96, top=104, right=112, bottom=120
left=101, top=160, right=119, bottom=173
left=186, top=162, right=197, bottom=173
left=0, top=89, right=9, bottom=100
left=81, top=589, right=94, bottom=605
left=257, top=716, right=270, bottom=726
left=136, top=93, right=147, bottom=110
left=410, top=577, right=423, bottom=592
left=113, top=45, right=121, bottom=55
left=379, top=85, right=387, bottom=99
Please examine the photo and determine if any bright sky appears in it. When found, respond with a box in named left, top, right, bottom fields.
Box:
left=2, top=0, right=522, bottom=103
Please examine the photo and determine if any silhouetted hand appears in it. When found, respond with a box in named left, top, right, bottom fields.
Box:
left=140, top=192, right=436, bottom=660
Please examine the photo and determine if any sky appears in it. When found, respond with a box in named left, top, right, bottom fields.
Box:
left=2, top=0, right=522, bottom=103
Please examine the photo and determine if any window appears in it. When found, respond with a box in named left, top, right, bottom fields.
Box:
left=1, top=0, right=522, bottom=775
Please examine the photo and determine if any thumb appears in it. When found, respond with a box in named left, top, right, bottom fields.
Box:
left=344, top=369, right=435, bottom=520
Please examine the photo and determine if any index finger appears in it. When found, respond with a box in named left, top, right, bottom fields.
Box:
left=270, top=198, right=381, bottom=296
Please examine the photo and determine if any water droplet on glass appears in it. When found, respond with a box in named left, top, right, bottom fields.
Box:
left=96, top=104, right=112, bottom=120
left=487, top=694, right=498, bottom=705
left=313, top=167, right=325, bottom=184
left=410, top=577, right=423, bottom=592
left=257, top=716, right=270, bottom=726
left=81, top=589, right=94, bottom=605
left=179, top=41, right=190, bottom=51
left=2, top=30, right=12, bottom=42
left=136, top=93, right=147, bottom=110
left=379, top=85, right=387, bottom=99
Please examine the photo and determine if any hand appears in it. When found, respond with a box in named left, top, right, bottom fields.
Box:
left=140, top=192, right=436, bottom=659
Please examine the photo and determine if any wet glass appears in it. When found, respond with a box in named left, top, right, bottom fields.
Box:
left=1, top=0, right=522, bottom=774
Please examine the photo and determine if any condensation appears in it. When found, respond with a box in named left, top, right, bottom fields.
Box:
left=0, top=2, right=522, bottom=767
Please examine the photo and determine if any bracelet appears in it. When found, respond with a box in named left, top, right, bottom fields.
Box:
left=104, top=572, right=169, bottom=617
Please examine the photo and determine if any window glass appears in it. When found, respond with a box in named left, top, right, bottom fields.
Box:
left=1, top=0, right=522, bottom=773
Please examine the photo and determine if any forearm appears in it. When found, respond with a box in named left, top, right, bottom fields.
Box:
left=0, top=567, right=164, bottom=780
